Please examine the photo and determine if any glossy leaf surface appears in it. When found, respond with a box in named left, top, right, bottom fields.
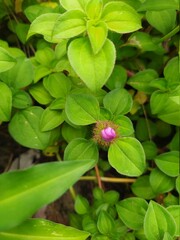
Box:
left=0, top=160, right=95, bottom=231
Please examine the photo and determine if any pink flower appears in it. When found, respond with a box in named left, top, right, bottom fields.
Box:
left=101, top=127, right=116, bottom=142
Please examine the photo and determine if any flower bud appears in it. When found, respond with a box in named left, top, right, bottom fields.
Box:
left=101, top=127, right=116, bottom=142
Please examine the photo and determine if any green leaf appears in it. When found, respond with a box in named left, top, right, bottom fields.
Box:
left=150, top=87, right=180, bottom=126
left=0, top=82, right=12, bottom=122
left=65, top=93, right=100, bottom=125
left=116, top=197, right=148, bottom=230
left=155, top=151, right=179, bottom=177
left=101, top=2, right=142, bottom=33
left=68, top=37, right=115, bottom=92
left=75, top=195, right=90, bottom=214
left=149, top=168, right=175, bottom=194
left=97, top=211, right=115, bottom=235
left=141, top=141, right=157, bottom=160
left=27, top=13, right=61, bottom=42
left=138, top=0, right=179, bottom=11
left=12, top=90, right=33, bottom=109
left=127, top=69, right=158, bottom=94
left=0, top=57, right=34, bottom=89
left=87, top=20, right=108, bottom=54
left=131, top=175, right=156, bottom=199
left=40, top=108, right=65, bottom=131
left=0, top=159, right=95, bottom=231
left=62, top=123, right=87, bottom=142
left=114, top=115, right=134, bottom=137
left=60, top=0, right=88, bottom=11
left=103, top=88, right=133, bottom=115
left=163, top=232, right=174, bottom=240
left=52, top=10, right=86, bottom=39
left=64, top=138, right=99, bottom=161
left=29, top=82, right=53, bottom=105
left=43, top=73, right=71, bottom=98
left=175, top=175, right=180, bottom=194
left=8, top=106, right=58, bottom=149
left=0, top=47, right=16, bottom=72
left=144, top=201, right=176, bottom=240
left=108, top=137, right=146, bottom=176
left=146, top=10, right=176, bottom=35
left=0, top=218, right=90, bottom=240
left=85, top=0, right=103, bottom=20
left=35, top=47, right=55, bottom=67
left=167, top=205, right=180, bottom=237
left=164, top=57, right=180, bottom=88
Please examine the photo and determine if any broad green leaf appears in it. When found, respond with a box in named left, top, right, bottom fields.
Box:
left=150, top=87, right=180, bottom=126
left=97, top=211, right=115, bottom=235
left=12, top=90, right=33, bottom=109
left=85, top=0, right=103, bottom=20
left=163, top=232, right=174, bottom=240
left=101, top=2, right=141, bottom=33
left=0, top=218, right=90, bottom=240
left=103, top=88, right=133, bottom=115
left=35, top=47, right=55, bottom=67
left=62, top=123, right=87, bottom=142
left=68, top=37, right=115, bottom=92
left=108, top=137, right=146, bottom=176
left=131, top=175, right=156, bottom=199
left=40, top=108, right=65, bottom=131
left=27, top=13, right=61, bottom=42
left=29, top=82, right=53, bottom=105
left=65, top=93, right=100, bottom=125
left=0, top=159, right=95, bottom=231
left=0, top=57, right=34, bottom=89
left=49, top=98, right=66, bottom=110
left=144, top=201, right=176, bottom=240
left=155, top=151, right=179, bottom=177
left=164, top=57, right=180, bottom=88
left=138, top=0, right=179, bottom=11
left=52, top=10, right=86, bottom=39
left=114, top=115, right=134, bottom=137
left=0, top=82, right=12, bottom=122
left=116, top=197, right=148, bottom=230
left=149, top=168, right=175, bottom=194
left=142, top=141, right=157, bottom=160
left=127, top=69, right=158, bottom=94
left=43, top=73, right=71, bottom=98
left=8, top=106, right=59, bottom=149
left=34, top=65, right=52, bottom=83
left=64, top=138, right=99, bottom=161
left=60, top=0, right=88, bottom=11
left=87, top=20, right=108, bottom=54
left=146, top=10, right=176, bottom=35
left=0, top=47, right=16, bottom=72
left=167, top=205, right=180, bottom=237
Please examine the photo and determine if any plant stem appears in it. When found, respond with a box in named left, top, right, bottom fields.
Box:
left=80, top=176, right=136, bottom=183
left=155, top=25, right=180, bottom=43
left=69, top=187, right=76, bottom=201
left=95, top=165, right=103, bottom=189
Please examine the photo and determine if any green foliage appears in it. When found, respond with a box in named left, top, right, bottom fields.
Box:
left=0, top=0, right=179, bottom=239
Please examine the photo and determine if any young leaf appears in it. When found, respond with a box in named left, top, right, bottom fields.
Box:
left=103, top=88, right=133, bottom=115
left=0, top=82, right=12, bottom=122
left=108, top=137, right=146, bottom=176
left=114, top=115, right=134, bottom=137
left=97, top=210, right=115, bottom=235
left=101, top=2, right=141, bottom=33
left=52, top=10, right=86, bottom=39
left=164, top=57, right=180, bottom=88
left=68, top=37, right=115, bottom=92
left=116, top=197, right=148, bottom=230
left=12, top=90, right=33, bottom=109
left=85, top=0, right=103, bottom=20
left=87, top=20, right=108, bottom=54
left=60, top=0, right=88, bottom=11
left=8, top=106, right=58, bottom=149
left=175, top=175, right=180, bottom=194
left=144, top=201, right=176, bottom=240
left=155, top=151, right=179, bottom=177
left=64, top=138, right=99, bottom=161
left=27, top=13, right=61, bottom=42
left=65, top=93, right=100, bottom=125
left=0, top=160, right=95, bottom=231
left=0, top=47, right=16, bottom=72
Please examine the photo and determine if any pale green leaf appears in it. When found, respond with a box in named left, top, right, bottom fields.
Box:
left=68, top=37, right=115, bottom=92
left=60, top=0, right=88, bottom=11
left=0, top=47, right=16, bottom=72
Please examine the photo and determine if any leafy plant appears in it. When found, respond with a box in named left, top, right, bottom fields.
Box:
left=0, top=0, right=179, bottom=239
